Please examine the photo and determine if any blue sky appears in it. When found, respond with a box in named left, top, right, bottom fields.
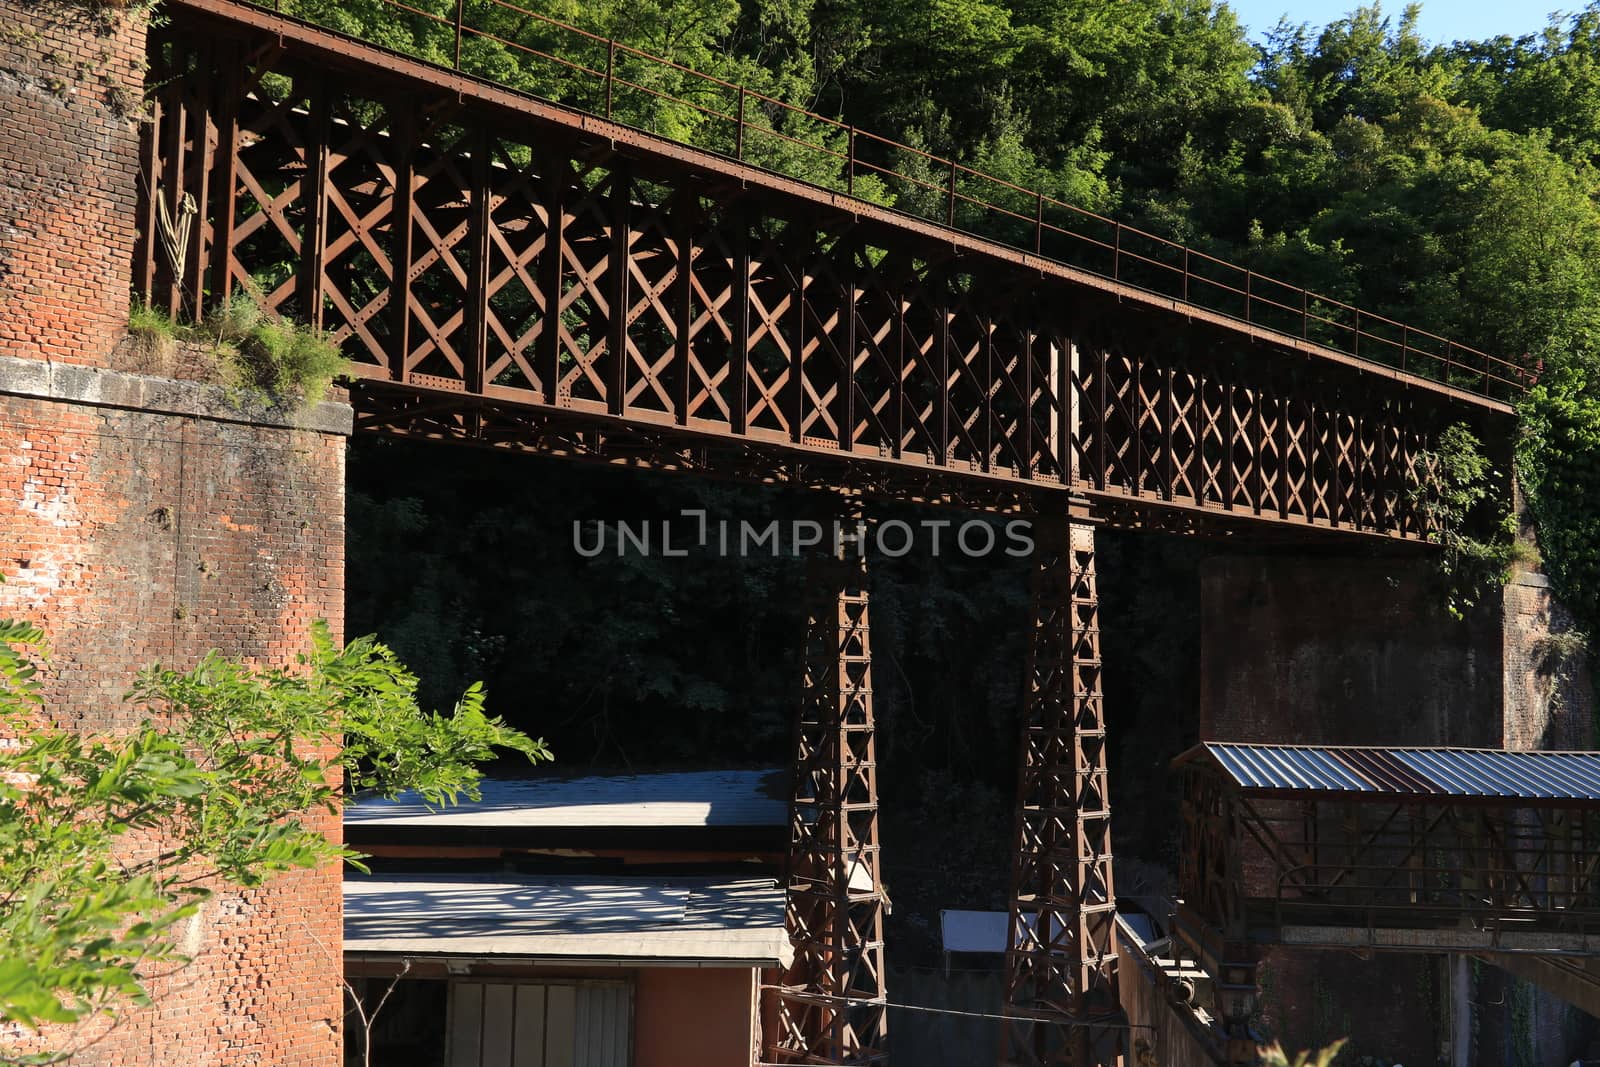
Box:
left=1223, top=1, right=1573, bottom=44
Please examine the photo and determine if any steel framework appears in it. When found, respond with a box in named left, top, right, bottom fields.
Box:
left=1174, top=756, right=1600, bottom=1063
left=1002, top=520, right=1121, bottom=1066
left=766, top=539, right=888, bottom=1065
left=125, top=7, right=1536, bottom=1063
left=137, top=3, right=1502, bottom=544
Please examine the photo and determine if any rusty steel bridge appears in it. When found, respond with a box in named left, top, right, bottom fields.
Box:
left=136, top=1, right=1524, bottom=1063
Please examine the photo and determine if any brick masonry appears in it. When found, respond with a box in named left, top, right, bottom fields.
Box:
left=0, top=0, right=145, bottom=367
left=0, top=3, right=351, bottom=1059
left=0, top=368, right=349, bottom=1066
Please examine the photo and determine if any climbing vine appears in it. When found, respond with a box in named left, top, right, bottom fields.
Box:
left=1412, top=423, right=1519, bottom=619
left=1517, top=383, right=1600, bottom=644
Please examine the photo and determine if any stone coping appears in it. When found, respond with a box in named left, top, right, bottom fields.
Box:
left=0, top=354, right=352, bottom=435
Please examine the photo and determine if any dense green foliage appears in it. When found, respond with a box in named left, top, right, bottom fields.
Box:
left=1413, top=423, right=1520, bottom=618
left=333, top=0, right=1600, bottom=976
left=0, top=616, right=546, bottom=1056
left=291, top=0, right=1600, bottom=634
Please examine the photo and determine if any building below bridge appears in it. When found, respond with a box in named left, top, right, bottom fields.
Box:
left=343, top=770, right=790, bottom=1067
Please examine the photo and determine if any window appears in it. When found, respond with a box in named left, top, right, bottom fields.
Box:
left=447, top=980, right=632, bottom=1067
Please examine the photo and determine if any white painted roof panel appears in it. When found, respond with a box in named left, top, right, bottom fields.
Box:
left=343, top=873, right=791, bottom=967
left=345, top=769, right=788, bottom=830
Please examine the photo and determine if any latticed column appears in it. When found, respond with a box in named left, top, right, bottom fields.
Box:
left=765, top=537, right=888, bottom=1065
left=1001, top=518, right=1121, bottom=1066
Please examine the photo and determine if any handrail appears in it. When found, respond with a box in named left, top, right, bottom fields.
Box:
left=257, top=0, right=1529, bottom=402
left=1273, top=861, right=1600, bottom=915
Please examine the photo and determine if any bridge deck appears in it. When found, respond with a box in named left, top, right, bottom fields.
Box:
left=144, top=0, right=1515, bottom=538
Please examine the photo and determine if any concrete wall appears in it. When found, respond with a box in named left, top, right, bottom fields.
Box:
left=1118, top=932, right=1229, bottom=1067
left=635, top=968, right=757, bottom=1067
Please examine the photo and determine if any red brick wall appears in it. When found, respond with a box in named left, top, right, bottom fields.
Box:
left=0, top=387, right=348, bottom=1066
left=0, top=0, right=146, bottom=367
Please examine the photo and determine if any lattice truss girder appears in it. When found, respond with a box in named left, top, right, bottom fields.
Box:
left=1002, top=520, right=1122, bottom=1067
left=766, top=552, right=888, bottom=1066
left=140, top=19, right=1462, bottom=542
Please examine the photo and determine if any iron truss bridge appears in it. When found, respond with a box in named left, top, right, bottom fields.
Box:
left=141, top=0, right=1518, bottom=539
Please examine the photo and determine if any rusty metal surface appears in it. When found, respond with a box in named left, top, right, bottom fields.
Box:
left=1177, top=743, right=1600, bottom=803
left=175, top=0, right=1526, bottom=405
left=1175, top=752, right=1600, bottom=1062
left=140, top=10, right=1481, bottom=540
left=1002, top=521, right=1124, bottom=1066
left=764, top=547, right=888, bottom=1065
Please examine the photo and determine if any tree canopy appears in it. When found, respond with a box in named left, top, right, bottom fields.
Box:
left=282, top=0, right=1600, bottom=637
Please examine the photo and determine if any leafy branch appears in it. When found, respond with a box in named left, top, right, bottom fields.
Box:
left=0, top=616, right=548, bottom=1057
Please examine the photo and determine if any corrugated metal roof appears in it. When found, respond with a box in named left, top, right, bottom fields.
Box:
left=1178, top=742, right=1600, bottom=802
left=343, top=873, right=791, bottom=967
left=345, top=769, right=788, bottom=830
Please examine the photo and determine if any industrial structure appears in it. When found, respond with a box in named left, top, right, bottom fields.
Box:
left=0, top=0, right=1588, bottom=1063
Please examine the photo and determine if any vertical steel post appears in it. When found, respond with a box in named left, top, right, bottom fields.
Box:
left=847, top=128, right=856, bottom=197
left=766, top=508, right=889, bottom=1066
left=736, top=87, right=746, bottom=162
left=605, top=39, right=616, bottom=118
left=453, top=0, right=464, bottom=70
left=947, top=161, right=958, bottom=226
left=1001, top=519, right=1122, bottom=1067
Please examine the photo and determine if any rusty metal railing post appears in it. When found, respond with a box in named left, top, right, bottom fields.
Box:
left=1034, top=192, right=1043, bottom=255
left=453, top=0, right=464, bottom=70
left=605, top=39, right=615, bottom=117
left=946, top=160, right=957, bottom=226
left=846, top=128, right=855, bottom=196
left=1401, top=325, right=1409, bottom=374
left=1245, top=271, right=1252, bottom=323
left=735, top=87, right=745, bottom=161
left=1302, top=289, right=1309, bottom=339
left=1112, top=224, right=1121, bottom=280
left=1183, top=246, right=1189, bottom=303
left=1354, top=309, right=1360, bottom=358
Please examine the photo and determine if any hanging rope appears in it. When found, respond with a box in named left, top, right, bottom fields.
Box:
left=155, top=188, right=197, bottom=290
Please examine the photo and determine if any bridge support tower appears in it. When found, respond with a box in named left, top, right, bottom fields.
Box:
left=766, top=517, right=889, bottom=1064
left=1002, top=518, right=1123, bottom=1066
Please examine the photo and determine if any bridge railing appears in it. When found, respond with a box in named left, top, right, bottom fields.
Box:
left=247, top=0, right=1526, bottom=402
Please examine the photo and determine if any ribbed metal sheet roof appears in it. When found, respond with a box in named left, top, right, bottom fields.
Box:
left=343, top=873, right=791, bottom=967
left=1179, top=743, right=1600, bottom=802
left=345, top=769, right=787, bottom=830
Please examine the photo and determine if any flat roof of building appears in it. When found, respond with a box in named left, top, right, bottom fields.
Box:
left=343, top=873, right=791, bottom=968
left=1175, top=742, right=1600, bottom=803
left=345, top=769, right=788, bottom=831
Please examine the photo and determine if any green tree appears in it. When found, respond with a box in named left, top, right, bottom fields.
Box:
left=0, top=615, right=548, bottom=1059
